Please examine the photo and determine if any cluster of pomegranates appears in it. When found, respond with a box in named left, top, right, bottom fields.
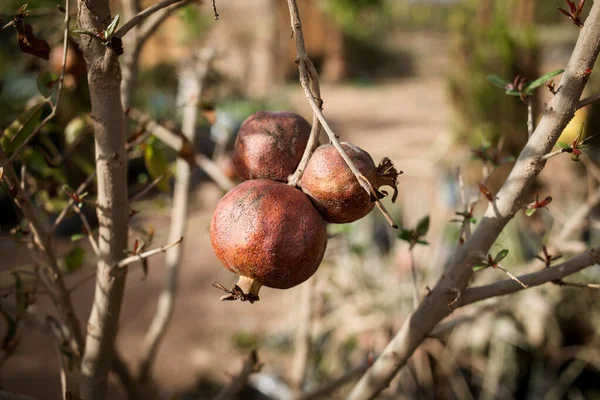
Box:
left=210, top=111, right=400, bottom=303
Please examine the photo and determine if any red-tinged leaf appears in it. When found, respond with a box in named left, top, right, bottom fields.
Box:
left=15, top=20, right=50, bottom=60
left=133, top=239, right=139, bottom=255
left=539, top=196, right=553, bottom=208
left=552, top=254, right=563, bottom=262
left=534, top=255, right=545, bottom=262
left=478, top=183, right=493, bottom=202
left=0, top=166, right=3, bottom=182
left=585, top=67, right=592, bottom=76
left=578, top=0, right=586, bottom=14
left=568, top=0, right=577, bottom=14
left=557, top=8, right=573, bottom=19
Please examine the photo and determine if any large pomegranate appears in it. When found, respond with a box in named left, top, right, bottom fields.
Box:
left=300, top=142, right=400, bottom=224
left=210, top=179, right=327, bottom=302
left=232, top=111, right=311, bottom=182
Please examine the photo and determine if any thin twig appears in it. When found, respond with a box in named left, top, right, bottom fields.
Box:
left=8, top=0, right=71, bottom=163
left=127, top=108, right=235, bottom=191
left=211, top=0, right=219, bottom=20
left=455, top=248, right=600, bottom=307
left=494, top=264, right=528, bottom=289
left=51, top=173, right=96, bottom=235
left=0, top=20, right=16, bottom=32
left=578, top=92, right=600, bottom=109
left=556, top=280, right=600, bottom=289
left=285, top=0, right=398, bottom=229
left=137, top=0, right=191, bottom=44
left=114, top=0, right=186, bottom=38
left=541, top=148, right=567, bottom=161
left=130, top=174, right=164, bottom=202
left=298, top=363, right=371, bottom=400
left=115, top=237, right=183, bottom=269
left=72, top=206, right=100, bottom=257
left=212, top=350, right=260, bottom=400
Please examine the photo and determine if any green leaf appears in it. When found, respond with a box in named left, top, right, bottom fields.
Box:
left=397, top=229, right=413, bottom=242
left=416, top=215, right=430, bottom=236
left=524, top=69, right=564, bottom=93
left=144, top=137, right=170, bottom=192
left=105, top=14, right=120, bottom=38
left=469, top=217, right=477, bottom=224
left=505, top=89, right=522, bottom=97
left=72, top=29, right=98, bottom=39
left=493, top=249, right=509, bottom=264
left=472, top=264, right=489, bottom=271
left=36, top=71, right=59, bottom=98
left=487, top=75, right=510, bottom=89
left=64, top=116, right=90, bottom=146
left=571, top=153, right=581, bottom=162
left=525, top=208, right=537, bottom=217
left=61, top=246, right=86, bottom=273
left=70, top=233, right=85, bottom=242
left=416, top=240, right=429, bottom=246
left=1, top=102, right=46, bottom=155
left=556, top=142, right=571, bottom=149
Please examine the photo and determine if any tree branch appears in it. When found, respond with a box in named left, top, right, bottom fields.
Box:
left=577, top=92, right=600, bottom=109
left=213, top=350, right=260, bottom=400
left=127, top=108, right=235, bottom=191
left=285, top=0, right=397, bottom=229
left=137, top=49, right=214, bottom=382
left=137, top=0, right=191, bottom=44
left=455, top=248, right=600, bottom=307
left=348, top=3, right=600, bottom=399
left=114, top=0, right=187, bottom=39
left=116, top=237, right=183, bottom=269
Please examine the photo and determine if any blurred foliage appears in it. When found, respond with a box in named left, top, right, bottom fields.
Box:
left=321, top=0, right=386, bottom=39
left=447, top=0, right=539, bottom=156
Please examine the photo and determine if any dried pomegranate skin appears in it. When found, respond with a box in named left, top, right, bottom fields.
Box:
left=210, top=179, right=327, bottom=289
left=232, top=111, right=311, bottom=182
left=300, top=143, right=378, bottom=224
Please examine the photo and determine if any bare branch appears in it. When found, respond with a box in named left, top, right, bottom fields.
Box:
left=138, top=0, right=191, bottom=44
left=127, top=108, right=235, bottom=191
left=115, top=0, right=187, bottom=39
left=577, top=92, right=600, bottom=109
left=298, top=362, right=370, bottom=400
left=349, top=3, right=600, bottom=398
left=129, top=174, right=164, bottom=202
left=285, top=0, right=398, bottom=229
left=138, top=50, right=214, bottom=382
left=50, top=172, right=96, bottom=235
left=211, top=0, right=219, bottom=20
left=71, top=206, right=100, bottom=257
left=213, top=350, right=260, bottom=400
left=116, top=237, right=183, bottom=269
left=455, top=248, right=600, bottom=307
left=494, top=264, right=528, bottom=289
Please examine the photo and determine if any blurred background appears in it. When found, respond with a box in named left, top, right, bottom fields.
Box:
left=1, top=0, right=600, bottom=398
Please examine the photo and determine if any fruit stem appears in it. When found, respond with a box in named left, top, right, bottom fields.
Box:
left=236, top=275, right=262, bottom=299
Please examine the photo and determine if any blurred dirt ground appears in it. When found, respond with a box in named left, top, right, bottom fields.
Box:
left=2, top=77, right=450, bottom=399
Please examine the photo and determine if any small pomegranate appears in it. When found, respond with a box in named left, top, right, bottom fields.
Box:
left=210, top=179, right=327, bottom=302
left=300, top=142, right=400, bottom=224
left=232, top=111, right=311, bottom=182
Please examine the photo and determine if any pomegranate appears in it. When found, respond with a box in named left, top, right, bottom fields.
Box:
left=232, top=111, right=311, bottom=182
left=210, top=179, right=327, bottom=302
left=300, top=142, right=400, bottom=224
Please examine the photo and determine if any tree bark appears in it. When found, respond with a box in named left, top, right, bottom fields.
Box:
left=76, top=1, right=130, bottom=398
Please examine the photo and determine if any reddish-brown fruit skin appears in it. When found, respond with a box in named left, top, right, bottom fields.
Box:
left=300, top=143, right=379, bottom=224
left=233, top=111, right=311, bottom=182
left=210, top=179, right=327, bottom=289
